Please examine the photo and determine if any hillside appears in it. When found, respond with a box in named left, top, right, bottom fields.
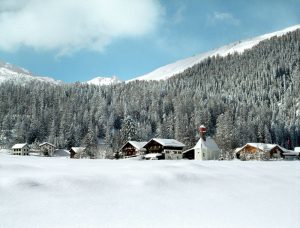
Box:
left=0, top=27, right=300, bottom=153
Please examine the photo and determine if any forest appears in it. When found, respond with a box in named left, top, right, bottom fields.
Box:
left=0, top=29, right=300, bottom=157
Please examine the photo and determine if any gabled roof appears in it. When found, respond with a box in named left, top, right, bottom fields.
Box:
left=183, top=137, right=220, bottom=154
left=194, top=137, right=220, bottom=151
left=12, top=143, right=28, bottom=149
left=120, top=141, right=147, bottom=150
left=70, top=147, right=85, bottom=153
left=39, top=142, right=55, bottom=147
left=236, top=143, right=288, bottom=153
left=144, top=138, right=185, bottom=148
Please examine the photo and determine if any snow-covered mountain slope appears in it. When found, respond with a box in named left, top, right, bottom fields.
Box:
left=86, top=76, right=122, bottom=86
left=129, top=24, right=300, bottom=82
left=0, top=61, right=62, bottom=85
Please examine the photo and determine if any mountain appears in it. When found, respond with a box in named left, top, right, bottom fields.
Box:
left=86, top=76, right=122, bottom=86
left=128, top=24, right=300, bottom=82
left=0, top=60, right=62, bottom=85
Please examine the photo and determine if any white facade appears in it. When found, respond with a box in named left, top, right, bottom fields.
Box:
left=183, top=137, right=220, bottom=160
left=11, top=143, right=30, bottom=156
left=194, top=137, right=220, bottom=160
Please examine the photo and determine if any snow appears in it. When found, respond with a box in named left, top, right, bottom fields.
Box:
left=86, top=76, right=122, bottom=86
left=144, top=153, right=163, bottom=158
left=125, top=141, right=147, bottom=150
left=194, top=137, right=219, bottom=151
left=128, top=24, right=300, bottom=82
left=294, top=147, right=300, bottom=152
left=239, top=143, right=288, bottom=152
left=11, top=143, right=28, bottom=149
left=53, top=149, right=70, bottom=157
left=148, top=138, right=186, bottom=147
left=70, top=147, right=85, bottom=153
left=1, top=155, right=299, bottom=228
left=39, top=142, right=55, bottom=147
left=0, top=61, right=62, bottom=85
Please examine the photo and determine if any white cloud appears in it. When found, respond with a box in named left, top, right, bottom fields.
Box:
left=0, top=0, right=163, bottom=55
left=208, top=11, right=240, bottom=26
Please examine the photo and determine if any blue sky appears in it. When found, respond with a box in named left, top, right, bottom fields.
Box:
left=0, top=0, right=300, bottom=82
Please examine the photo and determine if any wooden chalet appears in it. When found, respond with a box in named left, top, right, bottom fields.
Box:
left=143, top=138, right=185, bottom=160
left=235, top=143, right=287, bottom=160
left=120, top=141, right=147, bottom=158
left=11, top=143, right=30, bottom=156
left=69, top=147, right=86, bottom=159
left=39, top=142, right=56, bottom=156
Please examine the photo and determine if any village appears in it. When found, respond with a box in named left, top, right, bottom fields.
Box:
left=4, top=125, right=300, bottom=161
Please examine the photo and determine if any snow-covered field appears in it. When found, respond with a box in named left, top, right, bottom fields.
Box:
left=0, top=155, right=299, bottom=228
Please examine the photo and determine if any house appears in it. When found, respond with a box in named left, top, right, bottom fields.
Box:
left=69, top=147, right=86, bottom=159
left=235, top=143, right=287, bottom=160
left=143, top=138, right=185, bottom=160
left=120, top=141, right=147, bottom=158
left=282, top=147, right=300, bottom=160
left=182, top=125, right=220, bottom=160
left=11, top=143, right=30, bottom=156
left=39, top=142, right=56, bottom=156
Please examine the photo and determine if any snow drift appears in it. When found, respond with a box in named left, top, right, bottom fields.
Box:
left=0, top=155, right=299, bottom=228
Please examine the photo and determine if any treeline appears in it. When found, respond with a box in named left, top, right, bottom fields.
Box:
left=0, top=29, right=300, bottom=154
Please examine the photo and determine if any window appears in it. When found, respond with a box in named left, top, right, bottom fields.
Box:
left=203, top=152, right=205, bottom=158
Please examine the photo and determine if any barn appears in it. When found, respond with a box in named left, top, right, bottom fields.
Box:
left=182, top=125, right=220, bottom=160
left=39, top=142, right=56, bottom=156
left=120, top=141, right=147, bottom=158
left=235, top=143, right=287, bottom=160
left=143, top=138, right=185, bottom=160
left=69, top=147, right=86, bottom=159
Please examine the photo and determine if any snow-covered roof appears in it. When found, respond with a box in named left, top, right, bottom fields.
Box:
left=194, top=137, right=220, bottom=151
left=12, top=143, right=28, bottom=149
left=39, top=142, right=55, bottom=147
left=236, top=143, right=288, bottom=153
left=70, top=147, right=85, bottom=153
left=145, top=138, right=185, bottom=148
left=294, top=147, right=300, bottom=152
left=121, top=141, right=147, bottom=150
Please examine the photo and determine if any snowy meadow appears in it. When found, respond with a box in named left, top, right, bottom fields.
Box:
left=0, top=155, right=299, bottom=228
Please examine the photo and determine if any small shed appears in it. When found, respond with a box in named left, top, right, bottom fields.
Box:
left=235, top=143, right=287, bottom=160
left=182, top=125, right=220, bottom=160
left=39, top=142, right=56, bottom=156
left=11, top=143, right=30, bottom=156
left=143, top=138, right=185, bottom=160
left=69, top=147, right=86, bottom=159
left=120, top=141, right=147, bottom=158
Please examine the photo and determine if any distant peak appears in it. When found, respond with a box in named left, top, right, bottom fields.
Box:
left=86, top=76, right=122, bottom=86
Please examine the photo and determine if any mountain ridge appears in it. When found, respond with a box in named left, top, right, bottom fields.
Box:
left=128, top=24, right=300, bottom=82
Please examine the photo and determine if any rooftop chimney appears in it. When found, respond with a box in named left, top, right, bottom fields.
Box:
left=199, top=125, right=206, bottom=141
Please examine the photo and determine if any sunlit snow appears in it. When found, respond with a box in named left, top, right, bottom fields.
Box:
left=0, top=154, right=299, bottom=228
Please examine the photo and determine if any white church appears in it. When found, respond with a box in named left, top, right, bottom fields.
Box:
left=183, top=125, right=220, bottom=160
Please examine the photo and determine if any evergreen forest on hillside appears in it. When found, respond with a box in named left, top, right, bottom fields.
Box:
left=1, top=29, right=300, bottom=157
